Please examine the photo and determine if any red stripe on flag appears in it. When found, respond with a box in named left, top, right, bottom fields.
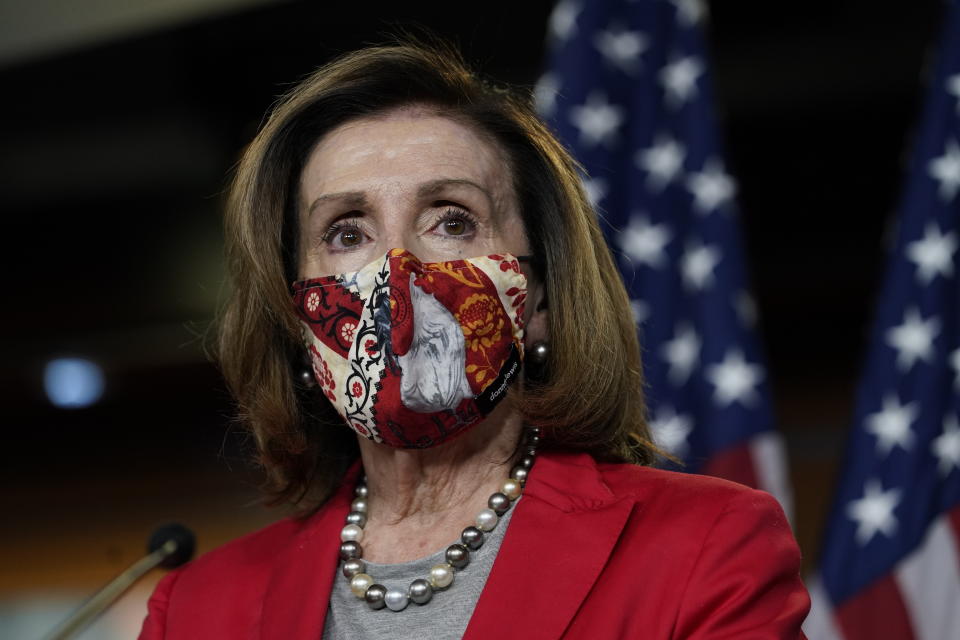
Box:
left=700, top=443, right=759, bottom=488
left=835, top=573, right=916, bottom=640
left=949, top=503, right=960, bottom=576
left=948, top=502, right=960, bottom=538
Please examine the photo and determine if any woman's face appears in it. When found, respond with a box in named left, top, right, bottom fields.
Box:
left=297, top=109, right=530, bottom=279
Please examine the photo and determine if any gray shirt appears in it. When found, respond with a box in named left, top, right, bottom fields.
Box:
left=323, top=503, right=517, bottom=640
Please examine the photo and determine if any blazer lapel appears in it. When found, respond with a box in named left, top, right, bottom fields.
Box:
left=463, top=453, right=636, bottom=640
left=260, top=464, right=359, bottom=639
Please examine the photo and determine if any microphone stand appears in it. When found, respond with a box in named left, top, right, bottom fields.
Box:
left=43, top=525, right=194, bottom=640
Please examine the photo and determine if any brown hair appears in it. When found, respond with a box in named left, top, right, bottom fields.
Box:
left=219, top=39, right=655, bottom=512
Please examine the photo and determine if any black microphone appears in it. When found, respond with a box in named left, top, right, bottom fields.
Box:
left=147, top=523, right=196, bottom=568
left=43, top=523, right=196, bottom=640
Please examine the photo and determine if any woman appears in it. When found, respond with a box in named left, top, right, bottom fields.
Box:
left=140, top=41, right=809, bottom=639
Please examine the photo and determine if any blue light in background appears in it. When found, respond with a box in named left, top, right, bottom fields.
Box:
left=43, top=358, right=105, bottom=409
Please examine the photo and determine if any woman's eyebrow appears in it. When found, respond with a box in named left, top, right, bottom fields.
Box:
left=306, top=191, right=370, bottom=218
left=417, top=178, right=494, bottom=208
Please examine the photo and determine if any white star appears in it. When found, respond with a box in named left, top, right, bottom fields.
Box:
left=946, top=74, right=960, bottom=115
left=534, top=73, right=560, bottom=118
left=681, top=242, right=722, bottom=290
left=906, top=223, right=957, bottom=284
left=734, top=290, right=758, bottom=328
left=617, top=216, right=672, bottom=268
left=569, top=92, right=625, bottom=147
left=865, top=394, right=917, bottom=457
left=885, top=307, right=940, bottom=372
left=649, top=406, right=693, bottom=458
left=951, top=348, right=960, bottom=391
left=629, top=298, right=649, bottom=325
left=705, top=349, right=764, bottom=406
left=933, top=415, right=960, bottom=476
left=635, top=135, right=685, bottom=191
left=594, top=27, right=648, bottom=74
left=549, top=0, right=580, bottom=42
left=670, top=0, right=707, bottom=26
left=660, top=56, right=703, bottom=107
left=661, top=323, right=701, bottom=385
left=846, top=479, right=902, bottom=545
left=582, top=176, right=608, bottom=208
left=686, top=160, right=736, bottom=214
left=928, top=139, right=960, bottom=202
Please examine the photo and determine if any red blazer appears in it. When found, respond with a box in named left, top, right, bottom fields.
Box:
left=139, top=452, right=809, bottom=639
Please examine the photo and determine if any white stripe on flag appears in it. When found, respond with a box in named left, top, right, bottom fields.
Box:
left=894, top=514, right=960, bottom=640
left=749, top=431, right=794, bottom=523
left=802, top=574, right=843, bottom=640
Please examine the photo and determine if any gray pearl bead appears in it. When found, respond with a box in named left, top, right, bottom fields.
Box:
left=461, top=526, right=484, bottom=550
left=351, top=497, right=368, bottom=513
left=523, top=445, right=538, bottom=458
left=384, top=587, right=409, bottom=611
left=518, top=455, right=535, bottom=470
left=488, top=492, right=510, bottom=515
left=409, top=578, right=433, bottom=605
left=345, top=511, right=367, bottom=528
left=354, top=484, right=369, bottom=498
left=299, top=369, right=315, bottom=386
left=365, top=584, right=387, bottom=610
left=511, top=466, right=529, bottom=485
left=445, top=543, right=470, bottom=569
left=339, top=541, right=362, bottom=560
left=526, top=433, right=541, bottom=447
left=342, top=558, right=365, bottom=579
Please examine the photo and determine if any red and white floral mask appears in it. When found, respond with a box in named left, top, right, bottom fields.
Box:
left=292, top=249, right=527, bottom=448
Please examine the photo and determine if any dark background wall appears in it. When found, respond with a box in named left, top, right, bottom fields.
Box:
left=0, top=0, right=946, bottom=634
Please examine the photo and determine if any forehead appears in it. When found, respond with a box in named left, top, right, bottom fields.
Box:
left=299, top=108, right=515, bottom=205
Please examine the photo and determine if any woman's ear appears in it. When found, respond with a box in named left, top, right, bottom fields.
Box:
left=523, top=279, right=549, bottom=347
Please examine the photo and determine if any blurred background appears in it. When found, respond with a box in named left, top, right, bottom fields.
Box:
left=0, top=0, right=947, bottom=637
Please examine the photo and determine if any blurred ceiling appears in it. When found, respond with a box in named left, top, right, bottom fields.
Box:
left=0, top=0, right=287, bottom=68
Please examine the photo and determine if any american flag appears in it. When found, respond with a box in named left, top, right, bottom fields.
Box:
left=536, top=0, right=792, bottom=514
left=803, top=5, right=960, bottom=640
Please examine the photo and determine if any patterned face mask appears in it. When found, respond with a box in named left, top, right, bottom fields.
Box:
left=292, top=249, right=528, bottom=448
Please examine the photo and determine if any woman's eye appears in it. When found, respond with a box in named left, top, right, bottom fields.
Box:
left=338, top=228, right=363, bottom=247
left=321, top=220, right=366, bottom=250
left=433, top=209, right=477, bottom=238
left=443, top=218, right=467, bottom=236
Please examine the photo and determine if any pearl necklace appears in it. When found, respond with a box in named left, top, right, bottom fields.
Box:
left=337, top=427, right=541, bottom=612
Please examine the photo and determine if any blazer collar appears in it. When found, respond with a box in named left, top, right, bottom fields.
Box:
left=260, top=452, right=635, bottom=639
left=517, top=450, right=620, bottom=511
left=260, top=461, right=360, bottom=639
left=463, top=452, right=636, bottom=640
